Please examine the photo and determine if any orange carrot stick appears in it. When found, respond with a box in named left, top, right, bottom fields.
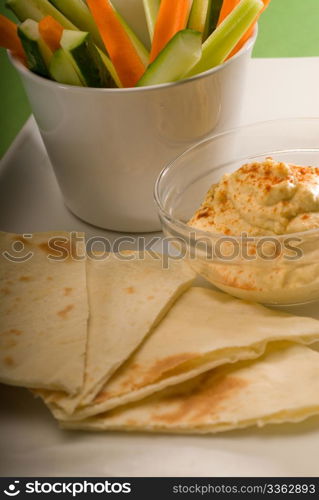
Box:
left=39, top=16, right=63, bottom=52
left=0, top=14, right=25, bottom=58
left=86, top=0, right=145, bottom=87
left=150, top=0, right=193, bottom=62
left=217, top=0, right=240, bottom=25
left=227, top=0, right=271, bottom=57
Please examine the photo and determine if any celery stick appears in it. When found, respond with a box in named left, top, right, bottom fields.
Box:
left=142, top=0, right=160, bottom=42
left=48, top=0, right=104, bottom=51
left=188, top=0, right=213, bottom=41
left=187, top=0, right=263, bottom=77
left=5, top=0, right=76, bottom=29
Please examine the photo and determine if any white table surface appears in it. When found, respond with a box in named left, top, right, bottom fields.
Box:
left=1, top=58, right=319, bottom=477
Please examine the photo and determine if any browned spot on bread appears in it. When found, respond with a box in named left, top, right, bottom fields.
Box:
left=3, top=356, right=15, bottom=367
left=38, top=242, right=50, bottom=254
left=0, top=329, right=22, bottom=336
left=115, top=363, right=141, bottom=390
left=147, top=295, right=154, bottom=300
left=19, top=275, right=33, bottom=282
left=94, top=390, right=112, bottom=404
left=38, top=238, right=78, bottom=261
left=124, top=287, right=135, bottom=294
left=139, top=353, right=198, bottom=387
left=1, top=287, right=11, bottom=295
left=47, top=276, right=53, bottom=281
left=94, top=355, right=199, bottom=403
left=124, top=419, right=138, bottom=426
left=57, top=304, right=74, bottom=318
left=112, top=354, right=198, bottom=396
left=152, top=374, right=247, bottom=425
left=64, top=287, right=73, bottom=296
left=10, top=329, right=22, bottom=336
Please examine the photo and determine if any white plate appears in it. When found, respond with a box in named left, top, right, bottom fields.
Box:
left=1, top=59, right=319, bottom=477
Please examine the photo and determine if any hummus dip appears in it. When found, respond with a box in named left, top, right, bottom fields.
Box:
left=188, top=158, right=319, bottom=304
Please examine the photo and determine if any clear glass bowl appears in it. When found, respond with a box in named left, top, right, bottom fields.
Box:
left=154, top=118, right=319, bottom=305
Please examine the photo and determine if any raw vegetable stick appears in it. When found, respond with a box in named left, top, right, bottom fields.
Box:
left=18, top=19, right=52, bottom=77
left=5, top=0, right=77, bottom=30
left=59, top=30, right=115, bottom=88
left=86, top=0, right=146, bottom=87
left=97, top=47, right=122, bottom=88
left=187, top=0, right=213, bottom=41
left=49, top=48, right=83, bottom=86
left=39, top=15, right=63, bottom=52
left=0, top=14, right=25, bottom=58
left=6, top=0, right=121, bottom=86
left=48, top=0, right=104, bottom=50
left=208, top=0, right=224, bottom=33
left=143, top=0, right=161, bottom=42
left=150, top=0, right=194, bottom=62
left=217, top=0, right=240, bottom=24
left=137, top=29, right=202, bottom=87
left=114, top=9, right=149, bottom=66
left=187, top=0, right=263, bottom=77
left=219, top=0, right=270, bottom=24
left=227, top=0, right=271, bottom=57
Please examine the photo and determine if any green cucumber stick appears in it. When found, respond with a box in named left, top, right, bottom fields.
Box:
left=97, top=48, right=122, bottom=88
left=143, top=0, right=160, bottom=42
left=5, top=0, right=76, bottom=29
left=187, top=0, right=263, bottom=77
left=18, top=19, right=52, bottom=77
left=188, top=0, right=213, bottom=41
left=48, top=0, right=104, bottom=50
left=50, top=48, right=84, bottom=86
left=137, top=30, right=202, bottom=87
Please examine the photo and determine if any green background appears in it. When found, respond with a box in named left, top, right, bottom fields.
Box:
left=1, top=0, right=319, bottom=157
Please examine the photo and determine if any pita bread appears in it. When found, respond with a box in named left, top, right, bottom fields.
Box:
left=61, top=344, right=319, bottom=433
left=48, top=286, right=319, bottom=420
left=0, top=231, right=88, bottom=394
left=36, top=253, right=195, bottom=413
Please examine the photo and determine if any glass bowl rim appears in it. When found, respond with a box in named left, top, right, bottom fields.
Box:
left=154, top=117, right=319, bottom=242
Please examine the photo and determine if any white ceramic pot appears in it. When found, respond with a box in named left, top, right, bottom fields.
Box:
left=11, top=1, right=257, bottom=232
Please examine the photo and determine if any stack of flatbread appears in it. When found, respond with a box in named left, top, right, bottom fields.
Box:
left=2, top=231, right=319, bottom=435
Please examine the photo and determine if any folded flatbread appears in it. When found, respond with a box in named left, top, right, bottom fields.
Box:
left=46, top=287, right=319, bottom=420
left=61, top=344, right=319, bottom=433
left=36, top=253, right=195, bottom=413
left=0, top=231, right=88, bottom=394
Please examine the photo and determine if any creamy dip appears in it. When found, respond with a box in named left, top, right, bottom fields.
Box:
left=189, top=158, right=319, bottom=236
left=188, top=158, right=319, bottom=304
